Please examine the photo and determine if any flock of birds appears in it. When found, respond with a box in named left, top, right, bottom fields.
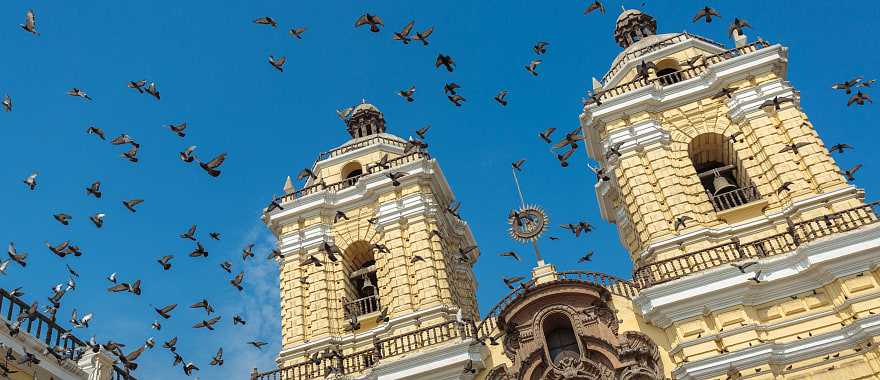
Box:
left=2, top=1, right=876, bottom=379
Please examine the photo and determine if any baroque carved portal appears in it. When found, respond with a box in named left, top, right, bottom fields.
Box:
left=491, top=280, right=663, bottom=380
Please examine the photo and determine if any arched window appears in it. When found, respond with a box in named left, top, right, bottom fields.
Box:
left=655, top=59, right=682, bottom=85
left=342, top=241, right=381, bottom=318
left=340, top=162, right=364, bottom=189
left=543, top=314, right=580, bottom=364
left=689, top=133, right=760, bottom=212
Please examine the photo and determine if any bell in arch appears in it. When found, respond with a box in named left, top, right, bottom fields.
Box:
left=712, top=171, right=738, bottom=195
left=361, top=275, right=375, bottom=294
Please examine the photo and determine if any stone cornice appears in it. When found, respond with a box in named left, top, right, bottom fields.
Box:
left=725, top=78, right=799, bottom=123
left=634, top=222, right=880, bottom=328
left=360, top=338, right=485, bottom=380
left=668, top=289, right=880, bottom=358
left=267, top=159, right=478, bottom=261
left=0, top=321, right=95, bottom=379
left=604, top=118, right=671, bottom=159
left=672, top=313, right=880, bottom=379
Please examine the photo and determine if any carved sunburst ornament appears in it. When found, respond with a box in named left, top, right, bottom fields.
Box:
left=507, top=205, right=549, bottom=243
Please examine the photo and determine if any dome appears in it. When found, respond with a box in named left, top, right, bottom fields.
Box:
left=352, top=101, right=380, bottom=115
left=613, top=8, right=657, bottom=48
left=346, top=100, right=386, bottom=139
left=616, top=9, right=644, bottom=23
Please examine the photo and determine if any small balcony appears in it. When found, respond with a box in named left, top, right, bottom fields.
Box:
left=343, top=294, right=381, bottom=318
left=708, top=184, right=762, bottom=212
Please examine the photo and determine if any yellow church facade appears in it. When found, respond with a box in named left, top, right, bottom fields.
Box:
left=254, top=9, right=880, bottom=380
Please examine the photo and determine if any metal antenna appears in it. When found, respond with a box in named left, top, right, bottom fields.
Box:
left=511, top=168, right=526, bottom=209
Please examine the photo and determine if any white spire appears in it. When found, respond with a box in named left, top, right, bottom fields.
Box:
left=283, top=175, right=295, bottom=194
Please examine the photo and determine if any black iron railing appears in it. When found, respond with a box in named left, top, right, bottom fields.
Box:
left=251, top=319, right=472, bottom=380
left=280, top=152, right=430, bottom=204
left=602, top=32, right=725, bottom=84
left=632, top=201, right=880, bottom=288
left=0, top=288, right=134, bottom=379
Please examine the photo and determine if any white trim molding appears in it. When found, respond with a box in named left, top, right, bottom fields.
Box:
left=0, top=322, right=108, bottom=380
left=725, top=78, right=799, bottom=122
left=359, top=338, right=487, bottom=380
left=266, top=158, right=479, bottom=263
left=634, top=222, right=880, bottom=328
left=604, top=118, right=671, bottom=158
left=673, top=314, right=880, bottom=379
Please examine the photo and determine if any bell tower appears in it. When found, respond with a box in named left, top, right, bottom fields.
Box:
left=263, top=101, right=480, bottom=370
left=580, top=9, right=880, bottom=379
left=583, top=9, right=861, bottom=271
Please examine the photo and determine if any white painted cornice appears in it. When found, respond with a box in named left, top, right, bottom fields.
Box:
left=725, top=78, right=799, bottom=122
left=0, top=321, right=99, bottom=380
left=634, top=222, right=880, bottom=328
left=669, top=290, right=880, bottom=357
left=359, top=337, right=486, bottom=380
left=604, top=118, right=671, bottom=159
left=582, top=44, right=788, bottom=162
left=267, top=159, right=477, bottom=253
left=673, top=314, right=880, bottom=379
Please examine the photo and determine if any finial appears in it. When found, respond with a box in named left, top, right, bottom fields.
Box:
left=361, top=98, right=367, bottom=104
left=283, top=175, right=295, bottom=194
left=621, top=4, right=626, bottom=12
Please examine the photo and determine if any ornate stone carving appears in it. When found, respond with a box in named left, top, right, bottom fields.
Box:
left=544, top=356, right=617, bottom=380
left=616, top=331, right=664, bottom=380
left=486, top=364, right=512, bottom=380
left=493, top=279, right=664, bottom=380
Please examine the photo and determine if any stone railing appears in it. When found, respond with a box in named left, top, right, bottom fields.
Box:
left=474, top=271, right=639, bottom=341
left=593, top=40, right=771, bottom=104
left=316, top=135, right=407, bottom=161
left=601, top=32, right=725, bottom=84
left=632, top=201, right=880, bottom=288
left=708, top=184, right=761, bottom=212
left=251, top=319, right=473, bottom=380
left=0, top=288, right=135, bottom=379
left=280, top=151, right=431, bottom=204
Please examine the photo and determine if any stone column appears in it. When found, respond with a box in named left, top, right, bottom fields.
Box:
left=77, top=351, right=116, bottom=380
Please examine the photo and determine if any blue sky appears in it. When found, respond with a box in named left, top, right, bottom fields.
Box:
left=1, top=0, right=878, bottom=378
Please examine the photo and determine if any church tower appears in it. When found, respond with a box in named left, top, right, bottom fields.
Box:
left=581, top=9, right=880, bottom=379
left=261, top=101, right=483, bottom=378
